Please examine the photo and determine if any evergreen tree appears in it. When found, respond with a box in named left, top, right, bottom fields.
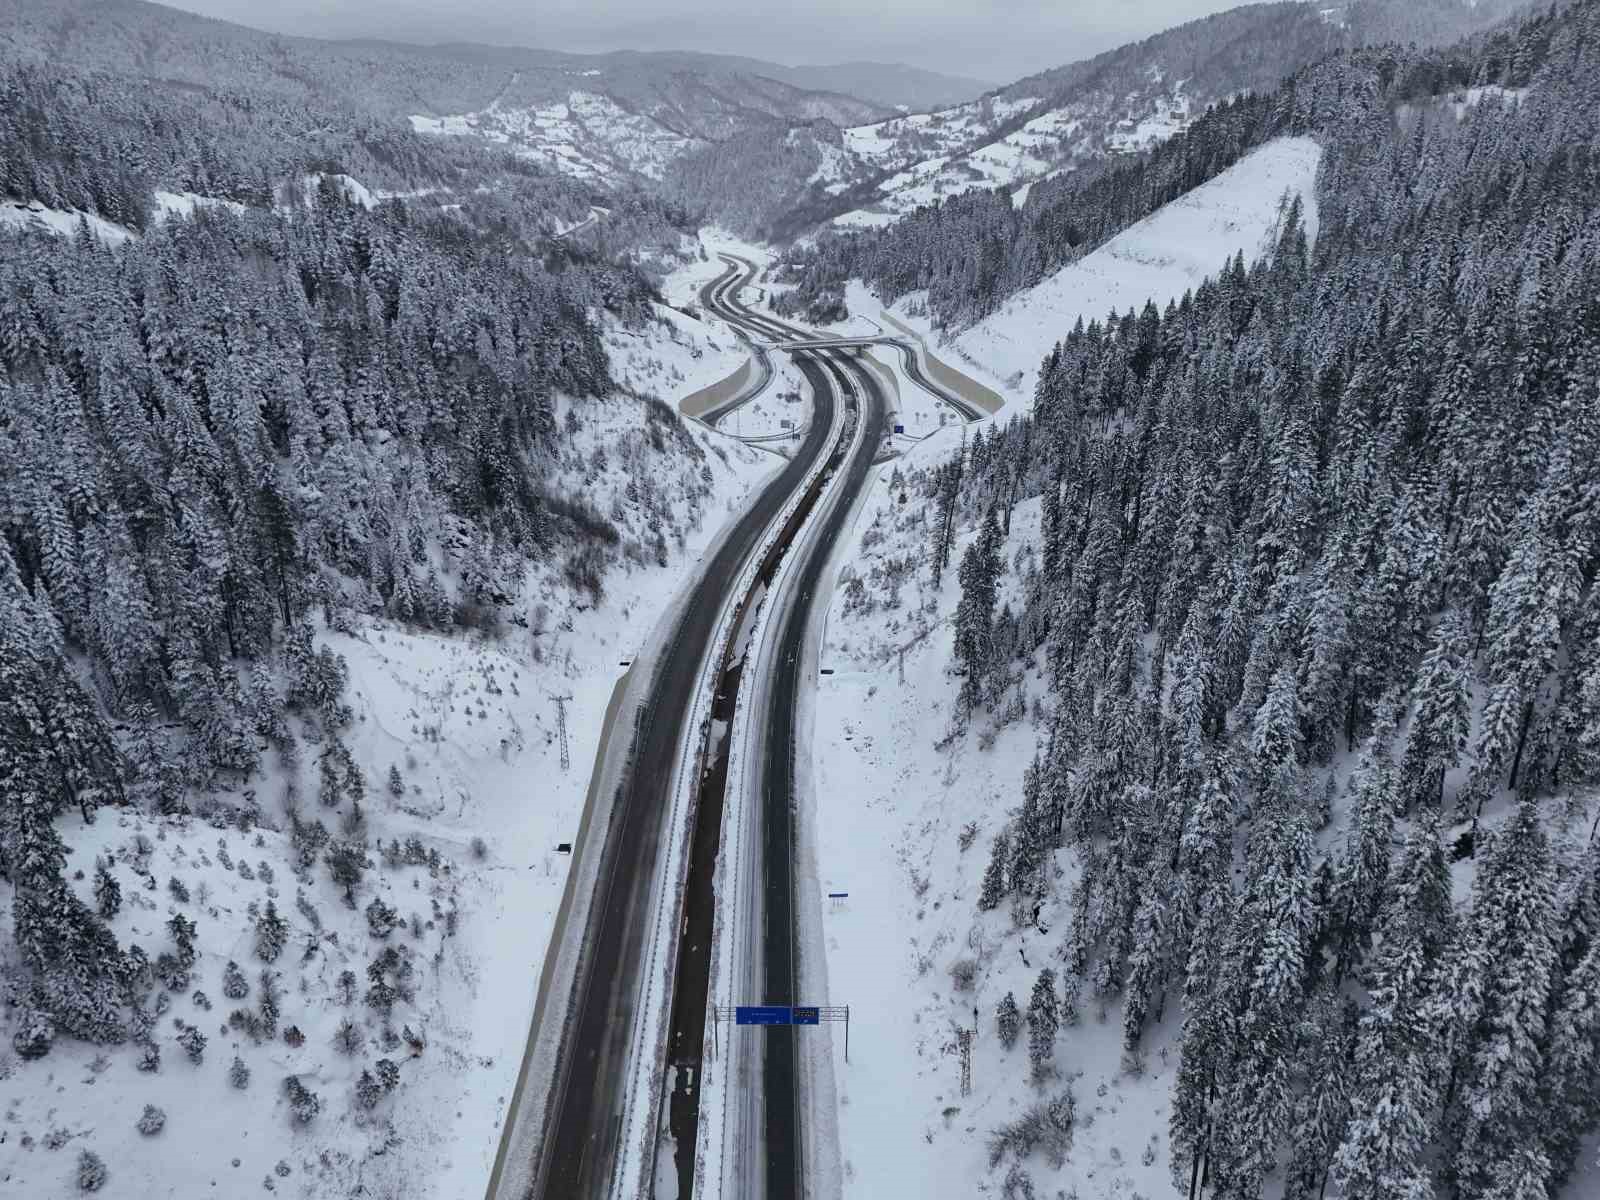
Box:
left=93, top=859, right=121, bottom=920
left=1027, top=968, right=1059, bottom=1083
left=954, top=507, right=1003, bottom=713
left=1443, top=802, right=1560, bottom=1200
left=997, top=991, right=1021, bottom=1050
left=978, top=828, right=1010, bottom=911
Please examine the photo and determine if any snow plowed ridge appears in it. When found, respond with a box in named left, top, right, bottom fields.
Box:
left=897, top=136, right=1322, bottom=406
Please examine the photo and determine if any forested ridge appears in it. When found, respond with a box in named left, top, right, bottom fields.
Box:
left=900, top=2, right=1600, bottom=1195
left=776, top=3, right=1563, bottom=331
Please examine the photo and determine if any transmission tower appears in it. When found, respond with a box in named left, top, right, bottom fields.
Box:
left=551, top=693, right=573, bottom=771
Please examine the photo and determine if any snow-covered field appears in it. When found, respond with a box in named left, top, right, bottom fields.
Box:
left=884, top=136, right=1323, bottom=407
left=0, top=253, right=780, bottom=1200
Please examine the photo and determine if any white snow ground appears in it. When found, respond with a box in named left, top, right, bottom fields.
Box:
left=0, top=199, right=133, bottom=245
left=0, top=255, right=780, bottom=1200
left=882, top=136, right=1323, bottom=407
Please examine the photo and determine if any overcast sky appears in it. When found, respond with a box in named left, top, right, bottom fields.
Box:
left=160, top=0, right=1248, bottom=83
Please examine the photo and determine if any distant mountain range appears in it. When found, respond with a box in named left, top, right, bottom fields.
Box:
left=664, top=0, right=1546, bottom=238
left=0, top=0, right=1541, bottom=217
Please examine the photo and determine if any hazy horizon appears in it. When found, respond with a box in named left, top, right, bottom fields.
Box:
left=154, top=0, right=1254, bottom=85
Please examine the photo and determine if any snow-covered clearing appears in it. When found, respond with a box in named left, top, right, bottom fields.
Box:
left=883, top=136, right=1323, bottom=408
left=0, top=253, right=782, bottom=1200
left=153, top=191, right=249, bottom=222
left=0, top=199, right=133, bottom=245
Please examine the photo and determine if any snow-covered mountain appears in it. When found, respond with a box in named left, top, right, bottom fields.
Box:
left=669, top=0, right=1543, bottom=240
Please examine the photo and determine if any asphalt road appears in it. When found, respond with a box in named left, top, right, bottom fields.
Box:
left=529, top=261, right=841, bottom=1200
left=757, top=349, right=887, bottom=1200
left=694, top=257, right=894, bottom=1200
left=532, top=251, right=892, bottom=1200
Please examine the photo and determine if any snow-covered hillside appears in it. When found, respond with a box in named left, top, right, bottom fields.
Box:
left=883, top=136, right=1323, bottom=406
left=412, top=93, right=695, bottom=183
left=832, top=88, right=1199, bottom=229
left=0, top=238, right=780, bottom=1199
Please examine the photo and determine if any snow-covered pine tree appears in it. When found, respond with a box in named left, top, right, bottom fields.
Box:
left=996, top=991, right=1021, bottom=1050
left=1026, top=967, right=1059, bottom=1083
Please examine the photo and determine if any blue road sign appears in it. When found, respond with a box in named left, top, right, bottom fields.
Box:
left=894, top=424, right=905, bottom=434
left=736, top=1005, right=792, bottom=1026
left=827, top=892, right=848, bottom=899
left=792, top=1006, right=820, bottom=1026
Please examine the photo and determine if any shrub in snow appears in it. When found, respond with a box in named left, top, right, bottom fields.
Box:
left=376, top=1058, right=400, bottom=1091
left=295, top=889, right=322, bottom=932
left=387, top=765, right=404, bottom=798
left=355, top=1068, right=382, bottom=1110
left=155, top=953, right=189, bottom=993
left=167, top=913, right=197, bottom=967
left=192, top=990, right=211, bottom=1011
left=229, top=1055, right=250, bottom=1090
left=77, top=1149, right=108, bottom=1191
left=177, top=1024, right=206, bottom=1064
left=137, top=1040, right=160, bottom=1072
left=333, top=1017, right=363, bottom=1055
left=168, top=876, right=190, bottom=903
left=336, top=969, right=358, bottom=1006
left=365, top=896, right=398, bottom=939
left=258, top=970, right=281, bottom=1037
left=283, top=1025, right=305, bottom=1048
left=1001, top=1163, right=1036, bottom=1200
left=987, top=1089, right=1075, bottom=1169
left=222, top=961, right=249, bottom=1000
left=136, top=1104, right=166, bottom=1135
left=471, top=836, right=488, bottom=861
left=11, top=1005, right=55, bottom=1060
left=283, top=1075, right=321, bottom=1125
left=237, top=859, right=255, bottom=881
left=256, top=861, right=273, bottom=885
left=949, top=958, right=978, bottom=992
left=255, top=901, right=288, bottom=962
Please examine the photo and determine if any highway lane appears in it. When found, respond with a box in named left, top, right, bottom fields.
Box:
left=530, top=249, right=896, bottom=1200
left=529, top=263, right=843, bottom=1200
left=755, top=349, right=887, bottom=1200
left=647, top=256, right=892, bottom=1200
left=698, top=257, right=895, bottom=1200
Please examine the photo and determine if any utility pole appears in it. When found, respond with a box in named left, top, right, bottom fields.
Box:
left=551, top=693, right=572, bottom=771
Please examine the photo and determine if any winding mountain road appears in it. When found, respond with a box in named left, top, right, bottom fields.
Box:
left=491, top=241, right=982, bottom=1200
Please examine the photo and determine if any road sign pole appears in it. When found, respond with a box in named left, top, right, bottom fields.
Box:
left=845, top=1004, right=850, bottom=1064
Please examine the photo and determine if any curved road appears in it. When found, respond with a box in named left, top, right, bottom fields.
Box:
left=525, top=254, right=889, bottom=1200
left=691, top=258, right=892, bottom=1200
left=527, top=262, right=844, bottom=1200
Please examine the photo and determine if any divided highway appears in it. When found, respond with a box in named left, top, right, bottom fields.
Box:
left=520, top=253, right=890, bottom=1200
left=522, top=260, right=844, bottom=1200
